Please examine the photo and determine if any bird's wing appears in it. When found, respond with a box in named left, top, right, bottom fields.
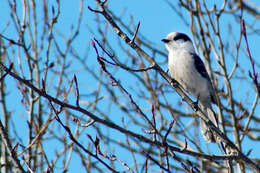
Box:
left=191, top=53, right=217, bottom=104
left=191, top=53, right=211, bottom=80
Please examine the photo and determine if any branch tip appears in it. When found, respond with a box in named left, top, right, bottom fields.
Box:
left=130, top=21, right=141, bottom=44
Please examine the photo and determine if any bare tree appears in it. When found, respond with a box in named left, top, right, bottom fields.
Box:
left=0, top=0, right=259, bottom=172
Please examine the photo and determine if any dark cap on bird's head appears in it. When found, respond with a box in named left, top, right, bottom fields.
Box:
left=162, top=32, right=191, bottom=43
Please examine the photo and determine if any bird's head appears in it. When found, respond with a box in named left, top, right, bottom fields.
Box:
left=162, top=32, right=195, bottom=53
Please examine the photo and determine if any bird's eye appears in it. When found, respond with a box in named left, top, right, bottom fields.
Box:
left=173, top=33, right=191, bottom=42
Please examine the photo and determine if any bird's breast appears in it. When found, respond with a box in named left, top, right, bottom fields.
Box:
left=168, top=51, right=210, bottom=99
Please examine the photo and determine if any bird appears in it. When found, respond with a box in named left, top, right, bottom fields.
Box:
left=162, top=32, right=220, bottom=143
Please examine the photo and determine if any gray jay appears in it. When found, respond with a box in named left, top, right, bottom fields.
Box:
left=162, top=32, right=219, bottom=143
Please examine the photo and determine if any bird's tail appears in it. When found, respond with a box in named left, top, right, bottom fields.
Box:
left=199, top=103, right=220, bottom=143
left=199, top=103, right=236, bottom=154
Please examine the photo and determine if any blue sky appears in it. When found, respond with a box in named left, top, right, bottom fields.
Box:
left=0, top=0, right=259, bottom=172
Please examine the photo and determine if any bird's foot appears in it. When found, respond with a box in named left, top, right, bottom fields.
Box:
left=193, top=95, right=200, bottom=111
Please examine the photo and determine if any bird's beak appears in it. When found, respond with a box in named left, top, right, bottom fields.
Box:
left=161, top=39, right=170, bottom=43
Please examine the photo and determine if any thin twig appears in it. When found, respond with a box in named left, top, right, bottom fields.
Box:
left=241, top=19, right=259, bottom=95
left=130, top=21, right=140, bottom=44
left=73, top=75, right=80, bottom=107
left=143, top=151, right=170, bottom=172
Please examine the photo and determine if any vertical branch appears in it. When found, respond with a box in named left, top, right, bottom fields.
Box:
left=0, top=52, right=11, bottom=173
left=73, top=75, right=80, bottom=107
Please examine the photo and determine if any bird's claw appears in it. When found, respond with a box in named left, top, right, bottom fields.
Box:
left=193, top=95, right=200, bottom=111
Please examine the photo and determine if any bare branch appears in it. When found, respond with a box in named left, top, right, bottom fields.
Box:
left=130, top=21, right=140, bottom=44
left=241, top=19, right=260, bottom=95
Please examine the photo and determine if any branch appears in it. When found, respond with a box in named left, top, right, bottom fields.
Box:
left=0, top=120, right=26, bottom=173
left=241, top=19, right=260, bottom=95
left=130, top=21, right=140, bottom=44
left=93, top=38, right=156, bottom=72
left=0, top=63, right=13, bottom=82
